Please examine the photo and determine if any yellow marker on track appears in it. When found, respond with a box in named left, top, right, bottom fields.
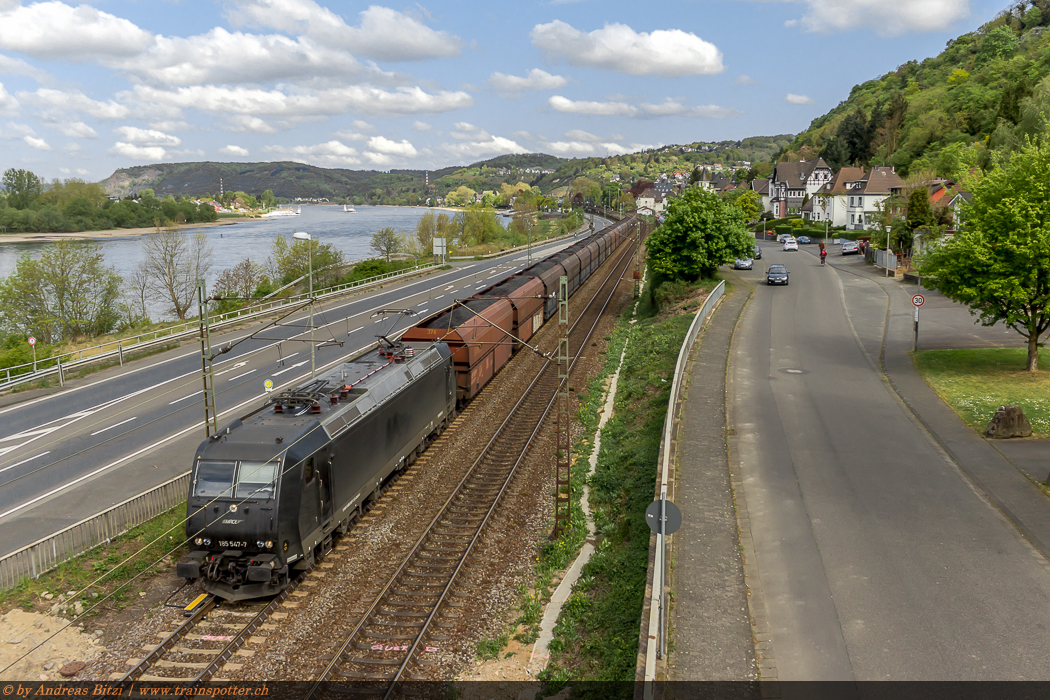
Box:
left=185, top=593, right=209, bottom=612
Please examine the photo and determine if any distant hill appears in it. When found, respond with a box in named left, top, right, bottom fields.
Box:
left=776, top=1, right=1050, bottom=179
left=101, top=137, right=795, bottom=204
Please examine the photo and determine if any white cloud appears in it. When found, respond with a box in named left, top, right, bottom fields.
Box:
left=0, top=1, right=153, bottom=60
left=334, top=129, right=369, bottom=141
left=351, top=119, right=376, bottom=133
left=20, top=88, right=128, bottom=119
left=785, top=93, right=815, bottom=105
left=3, top=121, right=35, bottom=138
left=126, top=84, right=473, bottom=119
left=114, top=126, right=181, bottom=147
left=150, top=120, right=194, bottom=132
left=736, top=75, right=759, bottom=86
left=540, top=138, right=656, bottom=157
left=412, top=121, right=432, bottom=132
left=111, top=142, right=167, bottom=161
left=24, top=134, right=49, bottom=150
left=120, top=29, right=377, bottom=86
left=228, top=1, right=462, bottom=61
left=565, top=129, right=600, bottom=142
left=263, top=140, right=361, bottom=167
left=363, top=151, right=394, bottom=165
left=0, top=55, right=52, bottom=83
left=220, top=145, right=249, bottom=156
left=796, top=0, right=970, bottom=35
left=224, top=115, right=277, bottom=134
left=531, top=20, right=723, bottom=77
left=0, top=82, right=18, bottom=114
left=367, top=135, right=417, bottom=157
left=511, top=130, right=540, bottom=142
left=56, top=121, right=97, bottom=138
left=487, top=68, right=568, bottom=93
left=548, top=95, right=638, bottom=117
left=440, top=135, right=524, bottom=160
left=639, top=98, right=741, bottom=119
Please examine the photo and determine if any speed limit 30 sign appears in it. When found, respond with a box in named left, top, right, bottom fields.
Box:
left=912, top=294, right=925, bottom=307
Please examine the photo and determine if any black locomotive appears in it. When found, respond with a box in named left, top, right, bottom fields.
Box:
left=177, top=340, right=455, bottom=600
left=177, top=216, right=637, bottom=600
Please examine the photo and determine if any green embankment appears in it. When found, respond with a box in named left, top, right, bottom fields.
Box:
left=914, top=347, right=1050, bottom=436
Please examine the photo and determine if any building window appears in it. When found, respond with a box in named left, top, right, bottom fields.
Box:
left=851, top=214, right=855, bottom=224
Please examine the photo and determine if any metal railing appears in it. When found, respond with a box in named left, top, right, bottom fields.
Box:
left=0, top=472, right=190, bottom=591
left=638, top=280, right=726, bottom=694
left=0, top=262, right=439, bottom=392
left=448, top=222, right=591, bottom=260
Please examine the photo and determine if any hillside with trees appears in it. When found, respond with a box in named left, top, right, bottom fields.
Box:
left=778, top=0, right=1050, bottom=180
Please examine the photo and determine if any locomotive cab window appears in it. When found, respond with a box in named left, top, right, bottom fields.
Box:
left=235, top=460, right=279, bottom=499
left=194, top=460, right=236, bottom=498
left=303, top=458, right=315, bottom=483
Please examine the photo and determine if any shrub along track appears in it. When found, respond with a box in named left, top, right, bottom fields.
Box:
left=83, top=233, right=639, bottom=684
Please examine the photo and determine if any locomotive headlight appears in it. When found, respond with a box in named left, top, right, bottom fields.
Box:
left=266, top=540, right=273, bottom=549
left=203, top=538, right=212, bottom=547
left=256, top=540, right=266, bottom=549
left=194, top=537, right=203, bottom=546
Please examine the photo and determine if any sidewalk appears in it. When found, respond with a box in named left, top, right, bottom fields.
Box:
left=667, top=283, right=756, bottom=681
left=838, top=258, right=1050, bottom=561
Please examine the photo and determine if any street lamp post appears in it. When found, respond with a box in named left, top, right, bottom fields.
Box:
left=293, top=231, right=315, bottom=378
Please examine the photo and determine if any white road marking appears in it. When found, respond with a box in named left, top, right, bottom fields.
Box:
left=214, top=361, right=249, bottom=377
left=90, top=417, right=137, bottom=436
left=169, top=391, right=203, bottom=405
left=444, top=285, right=455, bottom=291
left=349, top=327, right=364, bottom=333
left=277, top=353, right=299, bottom=363
left=0, top=451, right=50, bottom=475
left=417, top=308, right=429, bottom=314
left=0, top=345, right=370, bottom=523
left=272, top=360, right=309, bottom=376
left=228, top=369, right=257, bottom=382
left=434, top=295, right=444, bottom=300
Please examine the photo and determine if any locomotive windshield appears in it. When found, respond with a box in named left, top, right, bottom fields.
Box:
left=194, top=460, right=236, bottom=497
left=235, top=460, right=279, bottom=499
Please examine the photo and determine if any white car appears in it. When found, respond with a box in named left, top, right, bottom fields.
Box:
left=783, top=238, right=799, bottom=251
left=841, top=241, right=860, bottom=255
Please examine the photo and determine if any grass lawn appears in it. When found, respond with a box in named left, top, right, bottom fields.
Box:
left=913, top=347, right=1050, bottom=437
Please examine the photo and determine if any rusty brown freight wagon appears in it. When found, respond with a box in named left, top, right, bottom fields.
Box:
left=477, top=275, right=545, bottom=347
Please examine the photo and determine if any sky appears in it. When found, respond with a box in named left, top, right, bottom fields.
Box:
left=0, top=0, right=1009, bottom=182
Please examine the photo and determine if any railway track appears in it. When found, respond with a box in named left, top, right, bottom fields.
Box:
left=302, top=232, right=638, bottom=696
left=113, top=228, right=638, bottom=688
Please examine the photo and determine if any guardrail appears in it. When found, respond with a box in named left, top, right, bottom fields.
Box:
left=0, top=472, right=191, bottom=591
left=0, top=262, right=440, bottom=393
left=448, top=222, right=591, bottom=261
left=636, top=279, right=726, bottom=695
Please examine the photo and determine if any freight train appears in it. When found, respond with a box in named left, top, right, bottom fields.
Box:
left=176, top=217, right=636, bottom=600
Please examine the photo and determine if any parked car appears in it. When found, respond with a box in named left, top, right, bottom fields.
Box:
left=798, top=236, right=812, bottom=244
left=842, top=241, right=860, bottom=255
left=766, top=264, right=789, bottom=285
left=753, top=246, right=762, bottom=260
left=783, top=238, right=799, bottom=251
left=777, top=233, right=791, bottom=243
left=733, top=258, right=753, bottom=270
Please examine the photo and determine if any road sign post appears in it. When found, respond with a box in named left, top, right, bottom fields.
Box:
left=912, top=295, right=924, bottom=352
left=27, top=336, right=36, bottom=373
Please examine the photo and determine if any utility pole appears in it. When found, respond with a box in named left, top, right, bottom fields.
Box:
left=197, top=281, right=219, bottom=437
left=554, top=276, right=571, bottom=538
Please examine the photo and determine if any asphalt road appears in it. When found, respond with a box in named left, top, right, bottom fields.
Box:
left=728, top=242, right=1050, bottom=681
left=0, top=221, right=612, bottom=557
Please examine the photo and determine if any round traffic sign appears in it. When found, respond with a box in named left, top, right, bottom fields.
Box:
left=264, top=379, right=274, bottom=392
left=645, top=499, right=682, bottom=535
left=912, top=294, right=925, bottom=307
left=27, top=336, right=36, bottom=346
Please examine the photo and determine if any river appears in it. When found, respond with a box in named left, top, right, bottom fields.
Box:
left=0, top=205, right=446, bottom=318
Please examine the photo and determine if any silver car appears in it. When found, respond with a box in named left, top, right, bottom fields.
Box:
left=733, top=258, right=754, bottom=270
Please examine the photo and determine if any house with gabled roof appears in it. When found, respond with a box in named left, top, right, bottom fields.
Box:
left=805, top=166, right=865, bottom=227
left=750, top=179, right=771, bottom=213
left=845, top=166, right=904, bottom=230
left=769, top=158, right=833, bottom=217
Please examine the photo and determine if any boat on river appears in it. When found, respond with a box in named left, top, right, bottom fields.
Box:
left=344, top=205, right=357, bottom=213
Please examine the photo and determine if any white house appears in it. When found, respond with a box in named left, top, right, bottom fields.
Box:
left=805, top=167, right=866, bottom=227
left=844, top=166, right=904, bottom=230
left=768, top=158, right=833, bottom=218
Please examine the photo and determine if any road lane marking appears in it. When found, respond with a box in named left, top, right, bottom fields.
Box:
left=349, top=327, right=364, bottom=333
left=90, top=417, right=137, bottom=436
left=169, top=391, right=203, bottom=405
left=434, top=295, right=444, bottom=300
left=273, top=360, right=309, bottom=376
left=444, top=285, right=455, bottom=291
left=0, top=452, right=50, bottom=475
left=214, top=361, right=249, bottom=376
left=277, top=353, right=299, bottom=363
left=0, top=344, right=370, bottom=523
left=228, top=369, right=257, bottom=382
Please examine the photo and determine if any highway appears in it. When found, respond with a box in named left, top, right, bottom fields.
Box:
left=0, top=222, right=611, bottom=557
left=729, top=242, right=1050, bottom=680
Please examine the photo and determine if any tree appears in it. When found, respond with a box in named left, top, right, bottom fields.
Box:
left=2, top=169, right=43, bottom=210
left=214, top=258, right=265, bottom=299
left=371, top=227, right=402, bottom=262
left=569, top=177, right=601, bottom=205
left=918, top=138, right=1050, bottom=371
left=906, top=187, right=935, bottom=233
left=976, top=25, right=1019, bottom=67
left=0, top=240, right=121, bottom=343
left=415, top=211, right=436, bottom=255
left=461, top=205, right=502, bottom=246
left=269, top=234, right=343, bottom=286
left=646, top=188, right=752, bottom=280
left=510, top=198, right=538, bottom=243
left=731, top=189, right=763, bottom=222
left=140, top=227, right=214, bottom=320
